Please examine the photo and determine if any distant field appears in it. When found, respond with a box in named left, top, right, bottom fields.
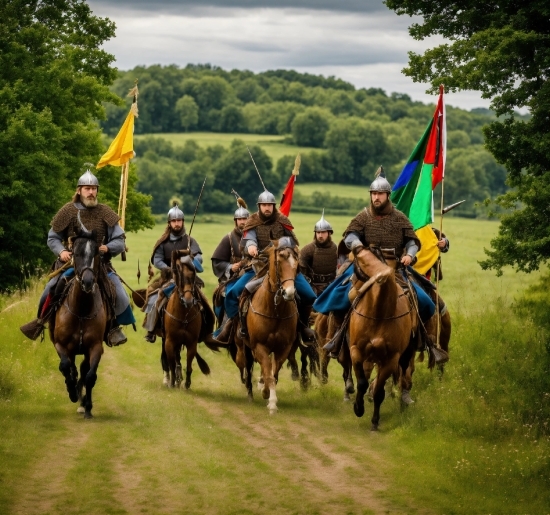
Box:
left=295, top=182, right=370, bottom=200
left=135, top=132, right=321, bottom=167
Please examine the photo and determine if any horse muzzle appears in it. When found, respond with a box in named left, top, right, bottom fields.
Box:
left=282, top=285, right=296, bottom=302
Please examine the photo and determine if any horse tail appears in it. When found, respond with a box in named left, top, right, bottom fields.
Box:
left=195, top=352, right=211, bottom=375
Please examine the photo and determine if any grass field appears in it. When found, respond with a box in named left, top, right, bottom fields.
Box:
left=1, top=214, right=549, bottom=514
left=135, top=132, right=320, bottom=166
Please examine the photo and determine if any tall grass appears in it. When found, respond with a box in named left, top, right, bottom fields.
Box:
left=2, top=215, right=550, bottom=514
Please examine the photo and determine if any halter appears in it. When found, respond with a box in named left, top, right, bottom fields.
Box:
left=165, top=255, right=200, bottom=325
left=251, top=243, right=299, bottom=318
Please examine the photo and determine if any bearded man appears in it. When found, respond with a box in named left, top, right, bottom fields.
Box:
left=143, top=202, right=203, bottom=343
left=21, top=169, right=134, bottom=346
left=299, top=211, right=338, bottom=295
left=213, top=189, right=317, bottom=344
left=314, top=169, right=435, bottom=324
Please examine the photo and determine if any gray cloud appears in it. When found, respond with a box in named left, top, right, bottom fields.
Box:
left=88, top=0, right=388, bottom=15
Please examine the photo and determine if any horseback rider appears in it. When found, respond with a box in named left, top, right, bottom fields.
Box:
left=427, top=227, right=450, bottom=281
left=21, top=168, right=134, bottom=346
left=299, top=210, right=338, bottom=296
left=143, top=202, right=203, bottom=343
left=211, top=195, right=249, bottom=284
left=213, top=189, right=317, bottom=345
left=314, top=168, right=436, bottom=335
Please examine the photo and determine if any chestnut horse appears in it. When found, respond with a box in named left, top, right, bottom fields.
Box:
left=162, top=249, right=218, bottom=389
left=234, top=237, right=299, bottom=413
left=348, top=247, right=417, bottom=431
left=50, top=225, right=107, bottom=419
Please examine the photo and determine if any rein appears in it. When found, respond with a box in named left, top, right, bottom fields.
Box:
left=250, top=247, right=298, bottom=319
left=165, top=262, right=200, bottom=325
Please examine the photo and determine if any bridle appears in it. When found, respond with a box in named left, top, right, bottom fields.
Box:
left=165, top=255, right=200, bottom=325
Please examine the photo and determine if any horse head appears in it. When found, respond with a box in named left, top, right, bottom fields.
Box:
left=268, top=237, right=299, bottom=302
left=71, top=227, right=99, bottom=294
left=354, top=246, right=393, bottom=285
left=171, top=249, right=196, bottom=308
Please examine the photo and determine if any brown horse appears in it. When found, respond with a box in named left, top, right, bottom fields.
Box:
left=50, top=225, right=107, bottom=419
left=234, top=237, right=299, bottom=413
left=348, top=247, right=417, bottom=431
left=162, top=249, right=219, bottom=389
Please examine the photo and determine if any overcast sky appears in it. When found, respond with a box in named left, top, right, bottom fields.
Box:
left=87, top=0, right=491, bottom=111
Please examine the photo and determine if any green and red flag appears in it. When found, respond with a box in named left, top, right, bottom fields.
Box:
left=390, top=85, right=446, bottom=274
left=279, top=154, right=300, bottom=217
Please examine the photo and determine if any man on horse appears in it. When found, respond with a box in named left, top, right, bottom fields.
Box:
left=211, top=196, right=249, bottom=284
left=21, top=168, right=134, bottom=346
left=299, top=210, right=338, bottom=295
left=143, top=202, right=203, bottom=343
left=314, top=168, right=436, bottom=343
left=213, top=189, right=317, bottom=345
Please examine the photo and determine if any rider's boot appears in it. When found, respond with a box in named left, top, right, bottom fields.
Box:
left=213, top=315, right=235, bottom=344
left=298, top=304, right=316, bottom=346
left=143, top=311, right=158, bottom=343
left=107, top=325, right=127, bottom=347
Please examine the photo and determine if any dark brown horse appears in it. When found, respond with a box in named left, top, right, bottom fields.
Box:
left=50, top=225, right=107, bottom=419
left=315, top=312, right=355, bottom=400
left=234, top=238, right=299, bottom=413
left=162, top=249, right=218, bottom=389
left=348, top=247, right=417, bottom=430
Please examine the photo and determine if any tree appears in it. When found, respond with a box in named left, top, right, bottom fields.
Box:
left=175, top=95, right=199, bottom=131
left=0, top=0, right=151, bottom=292
left=385, top=0, right=550, bottom=275
left=291, top=108, right=332, bottom=148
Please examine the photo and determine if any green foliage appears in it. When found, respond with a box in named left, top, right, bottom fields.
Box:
left=290, top=107, right=332, bottom=148
left=384, top=0, right=550, bottom=274
left=0, top=0, right=119, bottom=292
left=133, top=136, right=283, bottom=215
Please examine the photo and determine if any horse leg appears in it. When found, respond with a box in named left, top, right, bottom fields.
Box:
left=160, top=338, right=170, bottom=386
left=399, top=340, right=417, bottom=406
left=82, top=343, right=103, bottom=419
left=244, top=345, right=254, bottom=401
left=299, top=341, right=311, bottom=391
left=184, top=342, right=196, bottom=390
left=371, top=357, right=398, bottom=431
left=55, top=344, right=78, bottom=403
left=341, top=344, right=355, bottom=400
left=77, top=358, right=90, bottom=414
left=286, top=339, right=300, bottom=381
left=350, top=344, right=369, bottom=418
left=256, top=346, right=276, bottom=411
left=164, top=337, right=179, bottom=388
left=308, top=343, right=320, bottom=380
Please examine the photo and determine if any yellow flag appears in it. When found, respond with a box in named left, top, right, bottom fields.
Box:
left=96, top=107, right=135, bottom=169
left=413, top=225, right=440, bottom=275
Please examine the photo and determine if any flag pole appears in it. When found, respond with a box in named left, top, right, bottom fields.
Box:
left=435, top=84, right=445, bottom=351
left=117, top=79, right=139, bottom=261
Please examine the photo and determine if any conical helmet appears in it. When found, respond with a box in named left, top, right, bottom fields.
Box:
left=167, top=202, right=184, bottom=221
left=232, top=189, right=250, bottom=219
left=314, top=209, right=333, bottom=233
left=369, top=166, right=391, bottom=193
left=77, top=163, right=99, bottom=188
left=257, top=190, right=276, bottom=205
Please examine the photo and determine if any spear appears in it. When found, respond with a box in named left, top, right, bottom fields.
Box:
left=187, top=177, right=207, bottom=248
left=246, top=146, right=267, bottom=191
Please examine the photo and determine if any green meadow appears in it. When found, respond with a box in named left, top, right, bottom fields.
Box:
left=1, top=213, right=549, bottom=514
left=135, top=132, right=319, bottom=166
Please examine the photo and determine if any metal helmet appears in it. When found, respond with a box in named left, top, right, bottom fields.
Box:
left=231, top=189, right=250, bottom=219
left=369, top=166, right=392, bottom=193
left=314, top=209, right=333, bottom=233
left=257, top=190, right=276, bottom=205
left=77, top=164, right=99, bottom=188
left=234, top=206, right=250, bottom=219
left=167, top=202, right=184, bottom=221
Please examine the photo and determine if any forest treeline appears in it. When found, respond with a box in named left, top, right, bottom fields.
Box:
left=104, top=64, right=508, bottom=215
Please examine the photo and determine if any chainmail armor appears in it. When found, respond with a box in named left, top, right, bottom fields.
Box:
left=300, top=240, right=337, bottom=284
left=51, top=203, right=120, bottom=247
left=344, top=204, right=419, bottom=256
left=244, top=211, right=299, bottom=251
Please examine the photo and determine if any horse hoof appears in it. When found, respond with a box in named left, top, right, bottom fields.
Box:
left=84, top=411, right=93, bottom=419
left=77, top=406, right=85, bottom=414
left=353, top=402, right=365, bottom=418
left=371, top=424, right=379, bottom=432
left=184, top=382, right=191, bottom=390
left=401, top=390, right=415, bottom=406
left=343, top=395, right=350, bottom=402
left=68, top=390, right=78, bottom=403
